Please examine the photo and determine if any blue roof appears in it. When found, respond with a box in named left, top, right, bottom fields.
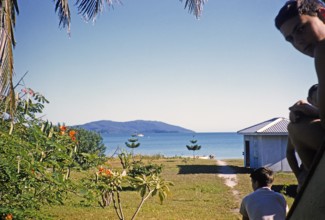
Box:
left=237, top=117, right=289, bottom=135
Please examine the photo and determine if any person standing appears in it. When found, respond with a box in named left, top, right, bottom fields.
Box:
left=240, top=167, right=288, bottom=220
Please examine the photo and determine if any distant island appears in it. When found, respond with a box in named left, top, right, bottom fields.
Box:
left=74, top=120, right=195, bottom=135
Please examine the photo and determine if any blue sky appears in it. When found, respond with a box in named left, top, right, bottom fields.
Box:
left=13, top=0, right=317, bottom=132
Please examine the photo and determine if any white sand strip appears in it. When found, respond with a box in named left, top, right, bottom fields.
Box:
left=216, top=160, right=238, bottom=188
left=216, top=160, right=240, bottom=212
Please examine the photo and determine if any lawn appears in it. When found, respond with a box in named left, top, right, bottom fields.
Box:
left=42, top=158, right=297, bottom=219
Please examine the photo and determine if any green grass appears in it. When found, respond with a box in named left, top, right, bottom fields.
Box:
left=41, top=158, right=297, bottom=219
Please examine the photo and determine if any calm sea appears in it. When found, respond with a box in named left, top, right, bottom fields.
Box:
left=103, top=132, right=244, bottom=160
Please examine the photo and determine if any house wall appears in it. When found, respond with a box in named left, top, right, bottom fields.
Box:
left=243, top=135, right=293, bottom=172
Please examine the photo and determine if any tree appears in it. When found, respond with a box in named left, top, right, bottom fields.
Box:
left=83, top=153, right=173, bottom=220
left=186, top=136, right=201, bottom=158
left=0, top=0, right=206, bottom=107
left=125, top=134, right=140, bottom=149
left=71, top=127, right=107, bottom=169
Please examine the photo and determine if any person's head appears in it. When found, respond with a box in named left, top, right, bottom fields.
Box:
left=275, top=0, right=325, bottom=57
left=250, top=167, right=274, bottom=190
left=307, top=83, right=319, bottom=106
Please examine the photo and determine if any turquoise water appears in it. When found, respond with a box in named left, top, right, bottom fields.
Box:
left=103, top=132, right=244, bottom=160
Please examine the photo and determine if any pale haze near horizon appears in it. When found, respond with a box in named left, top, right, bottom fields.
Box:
left=14, top=0, right=317, bottom=132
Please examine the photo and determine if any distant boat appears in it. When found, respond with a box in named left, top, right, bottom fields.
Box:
left=137, top=133, right=144, bottom=137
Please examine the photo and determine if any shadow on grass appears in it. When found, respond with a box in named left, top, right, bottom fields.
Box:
left=177, top=165, right=253, bottom=174
left=122, top=186, right=137, bottom=191
left=177, top=164, right=297, bottom=199
left=272, top=184, right=297, bottom=198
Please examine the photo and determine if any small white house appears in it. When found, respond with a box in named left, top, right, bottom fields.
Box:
left=237, top=117, right=294, bottom=172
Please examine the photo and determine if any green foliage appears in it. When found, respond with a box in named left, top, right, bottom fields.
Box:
left=128, top=161, right=163, bottom=178
left=280, top=183, right=291, bottom=196
left=186, top=144, right=201, bottom=151
left=82, top=152, right=173, bottom=220
left=125, top=134, right=140, bottom=149
left=133, top=174, right=174, bottom=204
left=118, top=151, right=132, bottom=170
left=117, top=151, right=163, bottom=177
left=186, top=136, right=201, bottom=158
left=0, top=88, right=103, bottom=219
left=71, top=127, right=106, bottom=169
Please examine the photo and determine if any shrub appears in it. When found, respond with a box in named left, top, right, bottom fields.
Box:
left=0, top=89, right=85, bottom=219
left=82, top=152, right=173, bottom=220
left=71, top=127, right=106, bottom=169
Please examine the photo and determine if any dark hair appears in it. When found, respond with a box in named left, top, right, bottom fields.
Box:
left=275, top=0, right=325, bottom=30
left=308, top=84, right=318, bottom=98
left=250, top=167, right=274, bottom=187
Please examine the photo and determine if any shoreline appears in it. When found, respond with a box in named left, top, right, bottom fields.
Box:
left=179, top=155, right=243, bottom=160
left=104, top=132, right=243, bottom=159
left=109, top=152, right=243, bottom=160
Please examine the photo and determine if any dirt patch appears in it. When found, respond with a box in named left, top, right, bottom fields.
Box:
left=216, top=160, right=238, bottom=188
left=216, top=160, right=240, bottom=212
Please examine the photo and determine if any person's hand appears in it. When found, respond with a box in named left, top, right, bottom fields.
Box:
left=289, top=110, right=302, bottom=123
left=289, top=100, right=306, bottom=122
left=289, top=100, right=319, bottom=123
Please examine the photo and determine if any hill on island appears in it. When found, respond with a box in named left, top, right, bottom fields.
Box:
left=74, top=120, right=195, bottom=135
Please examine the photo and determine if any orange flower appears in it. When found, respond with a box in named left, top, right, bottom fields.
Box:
left=69, top=130, right=76, bottom=137
left=5, top=213, right=13, bottom=220
left=98, top=166, right=104, bottom=173
left=60, top=125, right=67, bottom=132
left=105, top=169, right=112, bottom=176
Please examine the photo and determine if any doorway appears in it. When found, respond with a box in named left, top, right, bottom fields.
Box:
left=245, top=140, right=250, bottom=167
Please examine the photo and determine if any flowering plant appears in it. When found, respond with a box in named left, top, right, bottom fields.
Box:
left=0, top=88, right=79, bottom=219
left=82, top=152, right=173, bottom=220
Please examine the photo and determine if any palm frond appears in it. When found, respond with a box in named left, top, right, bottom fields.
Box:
left=53, top=0, right=71, bottom=32
left=180, top=0, right=206, bottom=18
left=76, top=0, right=121, bottom=22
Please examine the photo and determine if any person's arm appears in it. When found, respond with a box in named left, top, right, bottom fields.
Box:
left=289, top=100, right=319, bottom=122
left=286, top=138, right=301, bottom=178
left=315, top=40, right=325, bottom=128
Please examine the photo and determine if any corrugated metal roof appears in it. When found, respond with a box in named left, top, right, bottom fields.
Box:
left=237, top=117, right=289, bottom=135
